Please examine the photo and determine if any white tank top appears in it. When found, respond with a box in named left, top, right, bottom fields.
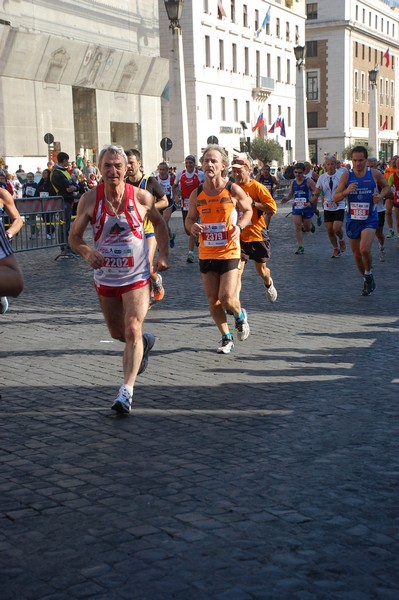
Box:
left=92, top=183, right=150, bottom=288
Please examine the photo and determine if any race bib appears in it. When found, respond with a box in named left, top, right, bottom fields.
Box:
left=201, top=222, right=228, bottom=246
left=102, top=255, right=134, bottom=270
left=350, top=202, right=369, bottom=220
left=40, top=192, right=49, bottom=198
left=182, top=198, right=190, bottom=210
left=294, top=199, right=306, bottom=209
left=325, top=200, right=336, bottom=210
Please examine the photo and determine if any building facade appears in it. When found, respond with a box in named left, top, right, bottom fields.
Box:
left=159, top=0, right=307, bottom=167
left=305, top=0, right=399, bottom=163
left=0, top=0, right=168, bottom=172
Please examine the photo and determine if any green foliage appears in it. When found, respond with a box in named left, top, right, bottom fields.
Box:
left=342, top=142, right=372, bottom=160
left=250, top=137, right=284, bottom=164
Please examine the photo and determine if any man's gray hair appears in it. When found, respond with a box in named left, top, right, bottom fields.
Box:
left=200, top=144, right=230, bottom=169
left=98, top=144, right=128, bottom=169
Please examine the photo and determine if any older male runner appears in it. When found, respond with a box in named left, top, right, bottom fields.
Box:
left=334, top=146, right=391, bottom=296
left=185, top=144, right=253, bottom=354
left=231, top=156, right=278, bottom=302
left=69, top=144, right=169, bottom=413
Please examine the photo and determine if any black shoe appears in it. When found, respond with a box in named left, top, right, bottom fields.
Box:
left=361, top=274, right=376, bottom=296
left=311, top=223, right=316, bottom=233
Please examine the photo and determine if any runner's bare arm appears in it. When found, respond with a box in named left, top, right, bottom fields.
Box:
left=0, top=189, right=23, bottom=236
left=136, top=188, right=169, bottom=272
left=185, top=190, right=200, bottom=236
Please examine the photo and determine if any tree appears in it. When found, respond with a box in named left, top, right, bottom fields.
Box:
left=250, top=137, right=284, bottom=164
left=342, top=142, right=372, bottom=160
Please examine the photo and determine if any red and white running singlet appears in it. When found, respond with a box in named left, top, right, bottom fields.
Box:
left=91, top=183, right=150, bottom=288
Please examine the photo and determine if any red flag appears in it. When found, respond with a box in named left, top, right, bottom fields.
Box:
left=384, top=48, right=390, bottom=68
left=252, top=112, right=264, bottom=132
left=379, top=119, right=387, bottom=132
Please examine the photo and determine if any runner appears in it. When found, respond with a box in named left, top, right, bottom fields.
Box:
left=281, top=163, right=316, bottom=254
left=69, top=144, right=169, bottom=413
left=0, top=187, right=24, bottom=313
left=184, top=145, right=252, bottom=354
left=333, top=146, right=391, bottom=296
left=313, top=157, right=346, bottom=257
left=231, top=156, right=278, bottom=302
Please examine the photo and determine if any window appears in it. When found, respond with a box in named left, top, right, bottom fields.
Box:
left=243, top=4, right=248, bottom=27
left=355, top=5, right=358, bottom=20
left=244, top=47, right=249, bottom=75
left=355, top=111, right=358, bottom=127
left=295, top=25, right=299, bottom=45
left=207, top=95, right=212, bottom=120
left=361, top=112, right=364, bottom=127
left=266, top=53, right=271, bottom=77
left=379, top=78, right=383, bottom=105
left=219, top=40, right=224, bottom=70
left=307, top=112, right=318, bottom=127
left=277, top=56, right=281, bottom=82
left=268, top=104, right=272, bottom=124
left=221, top=97, right=226, bottom=121
left=230, top=0, right=235, bottom=22
left=288, top=106, right=291, bottom=127
left=306, top=71, right=319, bottom=101
left=205, top=35, right=211, bottom=67
left=276, top=18, right=280, bottom=38
left=375, top=15, right=378, bottom=29
left=361, top=72, right=365, bottom=101
left=306, top=3, right=318, bottom=20
left=355, top=42, right=358, bottom=58
left=368, top=47, right=371, bottom=62
left=217, top=0, right=227, bottom=18
left=385, top=79, right=389, bottom=106
left=362, top=44, right=365, bottom=60
left=369, top=12, right=371, bottom=27
left=391, top=116, right=394, bottom=130
left=393, top=26, right=395, bottom=40
left=381, top=18, right=384, bottom=33
left=392, top=55, right=395, bottom=69
left=287, top=59, right=291, bottom=84
left=354, top=71, right=359, bottom=101
left=362, top=8, right=365, bottom=23
left=255, top=9, right=259, bottom=31
left=246, top=100, right=250, bottom=124
left=391, top=81, right=395, bottom=107
left=232, top=43, right=237, bottom=73
left=306, top=41, right=318, bottom=57
left=278, top=105, right=282, bottom=117
left=286, top=21, right=290, bottom=42
left=234, top=99, right=238, bottom=121
left=203, top=0, right=209, bottom=13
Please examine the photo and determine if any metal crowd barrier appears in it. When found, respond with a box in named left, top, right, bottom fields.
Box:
left=11, top=196, right=73, bottom=259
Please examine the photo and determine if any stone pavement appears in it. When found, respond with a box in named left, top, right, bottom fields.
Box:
left=1, top=207, right=399, bottom=600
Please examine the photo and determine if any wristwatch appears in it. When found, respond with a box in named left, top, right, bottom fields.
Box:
left=238, top=225, right=244, bottom=232
left=6, top=232, right=13, bottom=241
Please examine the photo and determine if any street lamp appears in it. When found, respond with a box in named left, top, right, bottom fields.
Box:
left=294, top=45, right=309, bottom=161
left=164, top=0, right=183, bottom=31
left=163, top=0, right=190, bottom=163
left=369, top=65, right=379, bottom=157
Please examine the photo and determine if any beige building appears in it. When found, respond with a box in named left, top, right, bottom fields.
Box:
left=0, top=0, right=168, bottom=172
left=305, top=0, right=399, bottom=162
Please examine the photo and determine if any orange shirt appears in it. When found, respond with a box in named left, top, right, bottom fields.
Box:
left=196, top=184, right=240, bottom=260
left=238, top=179, right=277, bottom=242
left=384, top=166, right=396, bottom=181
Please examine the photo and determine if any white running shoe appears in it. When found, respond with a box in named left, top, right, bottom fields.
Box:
left=0, top=297, right=9, bottom=315
left=217, top=335, right=235, bottom=354
left=235, top=308, right=250, bottom=341
left=111, top=385, right=132, bottom=414
left=265, top=279, right=278, bottom=303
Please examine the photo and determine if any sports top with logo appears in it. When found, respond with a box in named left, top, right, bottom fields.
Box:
left=237, top=179, right=276, bottom=243
left=291, top=179, right=314, bottom=218
left=316, top=172, right=345, bottom=211
left=91, top=183, right=149, bottom=289
left=389, top=172, right=399, bottom=208
left=346, top=167, right=378, bottom=226
left=196, top=183, right=240, bottom=261
left=178, top=169, right=202, bottom=210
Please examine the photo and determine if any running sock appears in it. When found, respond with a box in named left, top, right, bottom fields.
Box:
left=223, top=333, right=232, bottom=339
left=122, top=384, right=133, bottom=396
left=364, top=271, right=372, bottom=276
left=235, top=311, right=244, bottom=321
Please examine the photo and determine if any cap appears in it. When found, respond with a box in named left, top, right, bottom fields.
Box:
left=231, top=157, right=251, bottom=170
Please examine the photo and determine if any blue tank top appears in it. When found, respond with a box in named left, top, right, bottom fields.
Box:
left=346, top=167, right=377, bottom=222
left=291, top=179, right=311, bottom=212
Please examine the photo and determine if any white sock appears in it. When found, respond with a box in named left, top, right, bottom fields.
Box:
left=121, top=384, right=133, bottom=397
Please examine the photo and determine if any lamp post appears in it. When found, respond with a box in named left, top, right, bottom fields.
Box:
left=294, top=45, right=309, bottom=161
left=369, top=66, right=379, bottom=157
left=163, top=0, right=190, bottom=163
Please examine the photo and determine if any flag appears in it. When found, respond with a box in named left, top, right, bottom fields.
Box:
left=217, top=0, right=227, bottom=18
left=252, top=111, right=264, bottom=132
left=379, top=119, right=387, bottom=131
left=383, top=48, right=390, bottom=68
left=256, top=5, right=271, bottom=38
left=268, top=116, right=285, bottom=135
left=280, top=118, right=286, bottom=138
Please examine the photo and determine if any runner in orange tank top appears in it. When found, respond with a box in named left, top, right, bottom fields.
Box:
left=185, top=144, right=253, bottom=354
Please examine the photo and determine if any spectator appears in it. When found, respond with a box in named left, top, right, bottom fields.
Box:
left=36, top=169, right=57, bottom=240
left=22, top=172, right=39, bottom=239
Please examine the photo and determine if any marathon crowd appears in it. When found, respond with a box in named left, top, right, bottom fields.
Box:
left=1, top=144, right=398, bottom=414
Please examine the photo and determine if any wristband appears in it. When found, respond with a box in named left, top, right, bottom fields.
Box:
left=6, top=232, right=13, bottom=241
